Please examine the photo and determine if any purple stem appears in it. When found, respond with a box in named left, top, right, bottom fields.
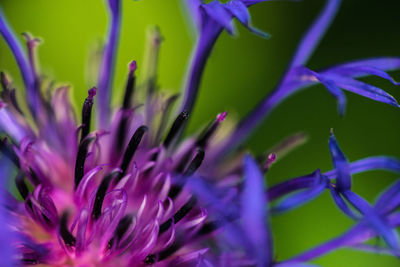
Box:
left=0, top=8, right=38, bottom=117
left=97, top=0, right=121, bottom=129
left=217, top=0, right=341, bottom=155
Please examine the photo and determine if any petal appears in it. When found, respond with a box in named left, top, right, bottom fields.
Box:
left=329, top=186, right=360, bottom=220
left=225, top=0, right=270, bottom=38
left=0, top=7, right=38, bottom=116
left=323, top=57, right=400, bottom=78
left=0, top=157, right=17, bottom=266
left=97, top=0, right=122, bottom=129
left=271, top=170, right=328, bottom=213
left=242, top=155, right=272, bottom=266
left=343, top=190, right=400, bottom=251
left=375, top=179, right=400, bottom=215
left=289, top=0, right=341, bottom=67
left=201, top=1, right=236, bottom=35
left=328, top=133, right=351, bottom=191
left=322, top=74, right=399, bottom=107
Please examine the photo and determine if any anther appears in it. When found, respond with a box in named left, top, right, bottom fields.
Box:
left=116, top=61, right=137, bottom=152
left=195, top=111, right=227, bottom=148
left=80, top=87, right=96, bottom=143
left=91, top=170, right=120, bottom=220
left=163, top=111, right=189, bottom=149
left=59, top=212, right=76, bottom=247
left=169, top=148, right=205, bottom=199
left=117, top=125, right=147, bottom=181
left=108, top=214, right=134, bottom=248
left=15, top=172, right=29, bottom=200
left=159, top=195, right=197, bottom=235
left=74, top=136, right=95, bottom=189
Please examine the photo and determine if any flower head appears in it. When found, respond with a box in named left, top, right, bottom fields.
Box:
left=0, top=0, right=400, bottom=266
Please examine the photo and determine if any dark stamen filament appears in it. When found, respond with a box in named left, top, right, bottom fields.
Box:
left=117, top=125, right=148, bottom=181
left=159, top=195, right=197, bottom=235
left=80, top=87, right=96, bottom=143
left=92, top=170, right=120, bottom=220
left=15, top=172, right=29, bottom=200
left=196, top=112, right=226, bottom=148
left=108, top=214, right=133, bottom=248
left=116, top=61, right=137, bottom=152
left=59, top=212, right=76, bottom=247
left=0, top=137, right=20, bottom=167
left=74, top=137, right=95, bottom=189
left=169, top=148, right=205, bottom=199
left=163, top=111, right=189, bottom=149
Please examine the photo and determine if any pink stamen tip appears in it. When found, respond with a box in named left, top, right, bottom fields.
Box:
left=216, top=111, right=227, bottom=122
left=0, top=101, right=7, bottom=109
left=267, top=153, right=277, bottom=163
left=129, top=60, right=137, bottom=72
left=88, top=87, right=97, bottom=99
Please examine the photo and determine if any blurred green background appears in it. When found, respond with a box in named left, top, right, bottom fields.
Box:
left=1, top=0, right=400, bottom=266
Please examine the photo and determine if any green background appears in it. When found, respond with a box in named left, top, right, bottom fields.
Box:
left=1, top=0, right=400, bottom=266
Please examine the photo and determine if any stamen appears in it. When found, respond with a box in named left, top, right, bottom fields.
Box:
left=92, top=170, right=120, bottom=220
left=59, top=212, right=76, bottom=247
left=163, top=111, right=189, bottom=149
left=169, top=148, right=205, bottom=199
left=263, top=153, right=277, bottom=172
left=122, top=61, right=137, bottom=110
left=117, top=125, right=148, bottom=181
left=15, top=172, right=29, bottom=200
left=108, top=214, right=133, bottom=248
left=159, top=195, right=197, bottom=235
left=116, top=61, right=137, bottom=152
left=80, top=87, right=97, bottom=143
left=74, top=136, right=95, bottom=189
left=196, top=111, right=227, bottom=148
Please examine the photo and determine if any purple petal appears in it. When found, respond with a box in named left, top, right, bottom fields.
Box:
left=343, top=190, right=400, bottom=251
left=269, top=156, right=400, bottom=201
left=287, top=212, right=400, bottom=263
left=0, top=8, right=38, bottom=116
left=328, top=133, right=351, bottom=191
left=323, top=57, right=400, bottom=78
left=289, top=0, right=341, bottom=68
left=271, top=170, right=328, bottom=213
left=322, top=74, right=399, bottom=107
left=201, top=1, right=236, bottom=35
left=329, top=186, right=360, bottom=220
left=375, top=179, right=400, bottom=215
left=225, top=0, right=270, bottom=38
left=242, top=155, right=272, bottom=266
left=97, top=0, right=122, bottom=129
left=0, top=158, right=16, bottom=266
left=326, top=65, right=400, bottom=85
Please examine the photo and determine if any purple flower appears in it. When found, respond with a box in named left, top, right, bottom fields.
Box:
left=0, top=0, right=400, bottom=266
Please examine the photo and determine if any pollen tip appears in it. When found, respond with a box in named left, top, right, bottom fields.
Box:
left=0, top=101, right=7, bottom=109
left=268, top=153, right=277, bottom=163
left=88, top=87, right=97, bottom=99
left=217, top=111, right=227, bottom=122
left=129, top=60, right=137, bottom=72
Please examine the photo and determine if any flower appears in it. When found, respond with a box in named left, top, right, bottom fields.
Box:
left=0, top=0, right=400, bottom=266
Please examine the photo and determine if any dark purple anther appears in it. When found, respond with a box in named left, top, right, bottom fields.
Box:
left=80, top=87, right=97, bottom=143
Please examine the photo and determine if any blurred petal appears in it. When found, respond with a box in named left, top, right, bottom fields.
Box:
left=329, top=186, right=360, bottom=220
left=271, top=170, right=328, bottom=213
left=343, top=190, right=400, bottom=251
left=289, top=0, right=341, bottom=68
left=328, top=133, right=351, bottom=191
left=242, top=155, right=272, bottom=266
left=225, top=0, right=270, bottom=38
